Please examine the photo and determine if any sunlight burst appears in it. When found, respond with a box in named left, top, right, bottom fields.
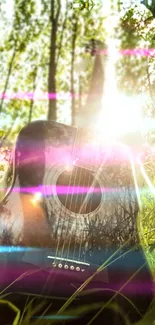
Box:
left=94, top=6, right=144, bottom=145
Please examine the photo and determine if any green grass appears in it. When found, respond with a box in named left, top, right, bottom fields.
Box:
left=0, top=242, right=154, bottom=325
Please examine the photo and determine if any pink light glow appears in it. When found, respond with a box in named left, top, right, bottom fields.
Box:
left=97, top=48, right=155, bottom=57
left=14, top=143, right=145, bottom=167
left=0, top=185, right=121, bottom=195
left=0, top=92, right=80, bottom=101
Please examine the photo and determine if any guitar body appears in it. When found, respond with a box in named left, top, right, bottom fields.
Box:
left=0, top=121, right=153, bottom=321
left=0, top=121, right=110, bottom=290
left=14, top=120, right=133, bottom=268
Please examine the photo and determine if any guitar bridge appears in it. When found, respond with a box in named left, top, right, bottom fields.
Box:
left=47, top=255, right=90, bottom=272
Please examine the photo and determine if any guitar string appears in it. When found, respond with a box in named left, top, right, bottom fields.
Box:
left=71, top=132, right=86, bottom=261
left=59, top=130, right=80, bottom=262
left=60, top=43, right=103, bottom=264
left=77, top=135, right=93, bottom=261
left=88, top=136, right=101, bottom=258
left=77, top=145, right=112, bottom=235
left=65, top=130, right=92, bottom=263
left=54, top=47, right=106, bottom=265
left=63, top=166, right=82, bottom=262
left=77, top=133, right=100, bottom=262
left=76, top=56, right=108, bottom=217
left=77, top=45, right=113, bottom=261
left=71, top=158, right=90, bottom=261
left=77, top=130, right=93, bottom=262
left=51, top=130, right=78, bottom=264
left=53, top=194, right=65, bottom=261
left=65, top=163, right=81, bottom=261
left=88, top=135, right=101, bottom=256
left=54, top=157, right=75, bottom=259
left=76, top=44, right=99, bottom=262
left=77, top=165, right=89, bottom=262
left=73, top=131, right=91, bottom=261
left=55, top=163, right=75, bottom=263
left=75, top=42, right=98, bottom=261
left=67, top=164, right=81, bottom=261
left=78, top=46, right=104, bottom=261
left=71, top=165, right=84, bottom=261
left=45, top=142, right=67, bottom=264
left=77, top=152, right=92, bottom=262
left=65, top=130, right=85, bottom=262
left=77, top=159, right=90, bottom=261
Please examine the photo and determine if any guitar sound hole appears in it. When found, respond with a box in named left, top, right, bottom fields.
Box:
left=56, top=167, right=102, bottom=214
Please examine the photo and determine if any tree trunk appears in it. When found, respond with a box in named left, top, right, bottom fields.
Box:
left=0, top=47, right=16, bottom=114
left=71, top=14, right=78, bottom=126
left=79, top=40, right=105, bottom=128
left=28, top=67, right=37, bottom=123
left=47, top=0, right=61, bottom=121
left=56, top=0, right=68, bottom=64
left=86, top=55, right=104, bottom=119
left=78, top=74, right=82, bottom=113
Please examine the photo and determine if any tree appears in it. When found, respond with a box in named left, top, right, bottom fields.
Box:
left=70, top=13, right=78, bottom=126
left=47, top=0, right=61, bottom=121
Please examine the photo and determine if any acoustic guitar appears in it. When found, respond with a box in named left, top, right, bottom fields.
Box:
left=0, top=120, right=153, bottom=317
left=0, top=39, right=153, bottom=320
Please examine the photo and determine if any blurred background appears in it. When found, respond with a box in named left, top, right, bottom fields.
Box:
left=0, top=1, right=155, bottom=139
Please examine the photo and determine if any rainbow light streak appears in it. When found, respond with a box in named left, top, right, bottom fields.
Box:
left=0, top=185, right=151, bottom=196
left=97, top=48, right=155, bottom=57
left=0, top=246, right=39, bottom=253
left=0, top=185, right=122, bottom=195
left=0, top=92, right=79, bottom=100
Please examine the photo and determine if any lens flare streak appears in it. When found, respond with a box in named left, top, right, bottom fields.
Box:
left=0, top=184, right=153, bottom=198
left=0, top=185, right=145, bottom=196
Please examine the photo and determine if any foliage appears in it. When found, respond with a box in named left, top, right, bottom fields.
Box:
left=0, top=0, right=106, bottom=141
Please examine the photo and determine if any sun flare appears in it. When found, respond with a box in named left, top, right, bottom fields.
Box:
left=96, top=94, right=143, bottom=144
left=93, top=5, right=144, bottom=145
